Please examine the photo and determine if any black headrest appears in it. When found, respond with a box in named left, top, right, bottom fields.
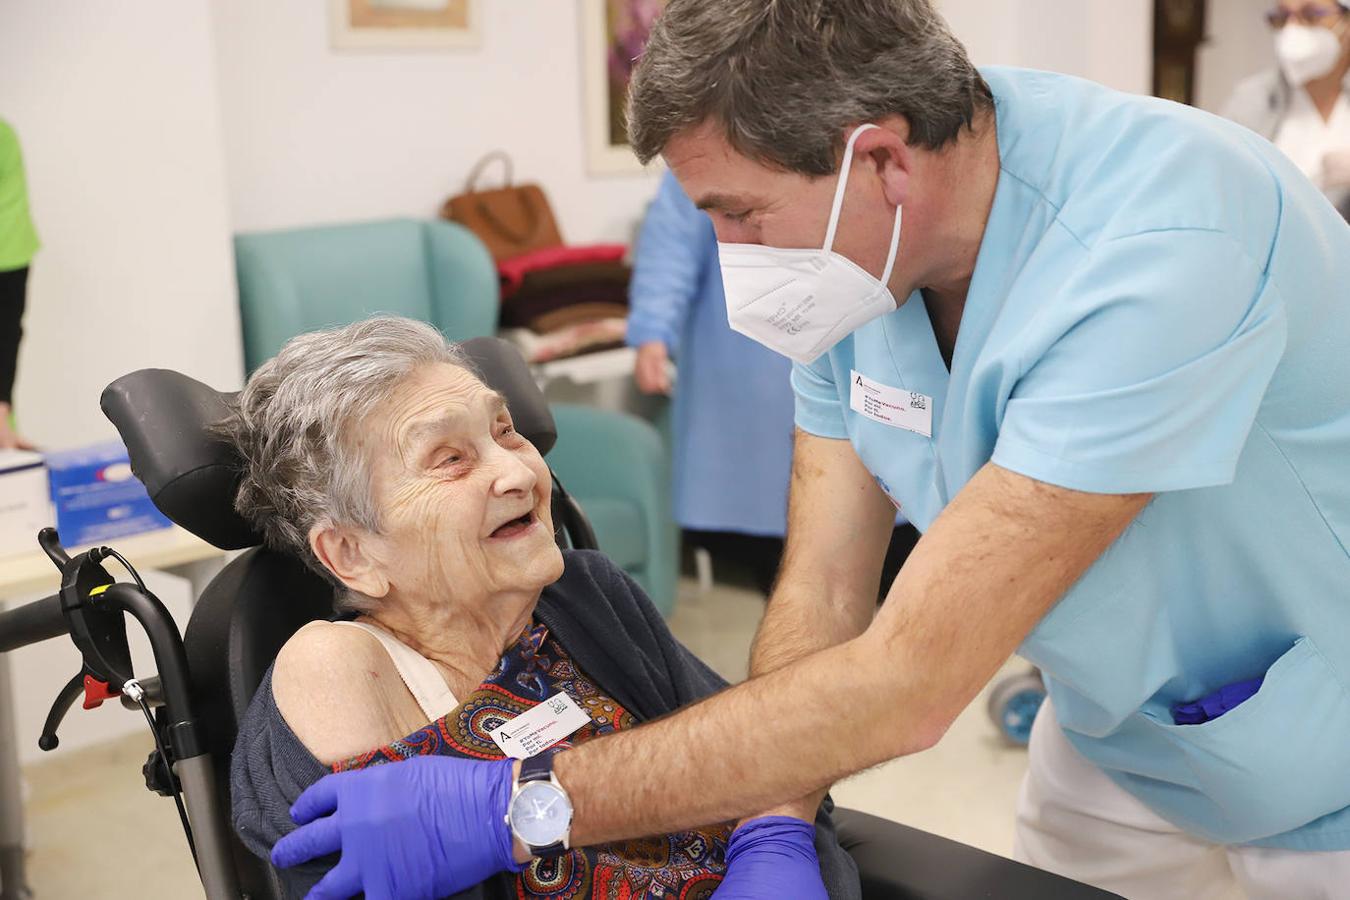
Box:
left=100, top=336, right=558, bottom=551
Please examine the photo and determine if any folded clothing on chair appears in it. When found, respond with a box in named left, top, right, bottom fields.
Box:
left=495, top=243, right=632, bottom=363
left=498, top=244, right=627, bottom=298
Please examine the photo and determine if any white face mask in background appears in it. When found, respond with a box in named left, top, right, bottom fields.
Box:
left=1275, top=22, right=1346, bottom=86
left=717, top=123, right=903, bottom=365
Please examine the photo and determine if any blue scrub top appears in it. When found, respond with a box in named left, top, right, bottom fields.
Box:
left=627, top=171, right=796, bottom=536
left=794, top=67, right=1350, bottom=850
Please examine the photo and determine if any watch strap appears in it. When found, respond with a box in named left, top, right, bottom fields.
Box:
left=519, top=751, right=555, bottom=784
left=515, top=752, right=568, bottom=857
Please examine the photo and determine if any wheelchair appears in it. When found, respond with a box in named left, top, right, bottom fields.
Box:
left=0, top=338, right=1119, bottom=899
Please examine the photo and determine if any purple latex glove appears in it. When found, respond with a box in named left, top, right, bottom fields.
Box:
left=714, top=816, right=828, bottom=899
left=270, top=756, right=523, bottom=900
left=1171, top=676, right=1264, bottom=726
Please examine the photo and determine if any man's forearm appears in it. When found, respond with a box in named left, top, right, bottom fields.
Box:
left=744, top=581, right=868, bottom=824
left=750, top=430, right=895, bottom=678
left=749, top=578, right=874, bottom=678
left=551, top=464, right=1150, bottom=848
left=556, top=627, right=926, bottom=845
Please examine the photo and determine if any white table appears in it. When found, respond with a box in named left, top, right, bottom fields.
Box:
left=0, top=527, right=229, bottom=900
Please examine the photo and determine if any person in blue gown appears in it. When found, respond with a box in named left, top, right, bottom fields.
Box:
left=626, top=171, right=916, bottom=594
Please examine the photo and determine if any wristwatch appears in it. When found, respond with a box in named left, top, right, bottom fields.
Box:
left=505, top=753, right=574, bottom=858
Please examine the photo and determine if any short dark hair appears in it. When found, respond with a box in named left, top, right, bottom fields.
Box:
left=627, top=0, right=993, bottom=175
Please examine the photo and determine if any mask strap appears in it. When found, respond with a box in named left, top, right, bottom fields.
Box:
left=878, top=201, right=903, bottom=288
left=822, top=123, right=904, bottom=290
left=821, top=123, right=879, bottom=253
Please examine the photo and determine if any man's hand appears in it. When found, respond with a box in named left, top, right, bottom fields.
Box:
left=714, top=817, right=828, bottom=899
left=633, top=341, right=672, bottom=395
left=0, top=404, right=34, bottom=450
left=1323, top=149, right=1350, bottom=190
left=271, top=756, right=521, bottom=899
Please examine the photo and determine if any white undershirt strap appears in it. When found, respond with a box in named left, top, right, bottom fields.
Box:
left=332, top=620, right=458, bottom=723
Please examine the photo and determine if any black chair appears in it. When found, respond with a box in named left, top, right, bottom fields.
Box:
left=99, top=337, right=1119, bottom=900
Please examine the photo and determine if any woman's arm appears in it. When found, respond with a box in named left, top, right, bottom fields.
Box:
left=271, top=620, right=417, bottom=766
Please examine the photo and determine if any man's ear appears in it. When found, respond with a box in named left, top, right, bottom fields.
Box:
left=859, top=115, right=913, bottom=208
left=310, top=524, right=389, bottom=599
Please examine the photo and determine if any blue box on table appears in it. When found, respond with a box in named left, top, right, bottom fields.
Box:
left=45, top=440, right=172, bottom=546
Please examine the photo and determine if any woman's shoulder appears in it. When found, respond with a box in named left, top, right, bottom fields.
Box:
left=269, top=620, right=414, bottom=766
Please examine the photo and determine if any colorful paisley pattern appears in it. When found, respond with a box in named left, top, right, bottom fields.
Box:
left=334, top=623, right=730, bottom=898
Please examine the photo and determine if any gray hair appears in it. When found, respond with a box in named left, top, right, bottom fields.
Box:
left=627, top=0, right=993, bottom=175
left=219, top=316, right=471, bottom=611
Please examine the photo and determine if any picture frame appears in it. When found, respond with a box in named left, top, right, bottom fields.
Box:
left=580, top=0, right=667, bottom=175
left=331, top=0, right=481, bottom=51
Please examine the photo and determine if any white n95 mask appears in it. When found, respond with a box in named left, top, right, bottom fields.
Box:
left=1275, top=23, right=1345, bottom=86
left=718, top=123, right=903, bottom=365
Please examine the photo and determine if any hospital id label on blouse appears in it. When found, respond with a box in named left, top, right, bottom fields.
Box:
left=489, top=692, right=590, bottom=759
left=849, top=370, right=932, bottom=437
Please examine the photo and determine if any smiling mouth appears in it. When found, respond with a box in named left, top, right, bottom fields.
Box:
left=490, top=511, right=537, bottom=539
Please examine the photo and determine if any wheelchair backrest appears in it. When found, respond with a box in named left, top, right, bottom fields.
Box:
left=100, top=336, right=586, bottom=899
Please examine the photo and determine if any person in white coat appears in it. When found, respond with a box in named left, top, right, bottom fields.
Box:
left=1223, top=0, right=1350, bottom=217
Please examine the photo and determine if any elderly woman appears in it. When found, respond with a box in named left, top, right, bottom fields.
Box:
left=225, top=317, right=859, bottom=900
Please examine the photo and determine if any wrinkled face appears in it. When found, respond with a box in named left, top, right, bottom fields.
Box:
left=663, top=120, right=919, bottom=298
left=355, top=363, right=563, bottom=605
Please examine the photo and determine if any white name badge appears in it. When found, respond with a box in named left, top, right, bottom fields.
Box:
left=849, top=370, right=932, bottom=438
left=489, top=692, right=591, bottom=760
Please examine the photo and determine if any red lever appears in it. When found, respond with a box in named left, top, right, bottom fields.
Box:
left=82, top=675, right=121, bottom=710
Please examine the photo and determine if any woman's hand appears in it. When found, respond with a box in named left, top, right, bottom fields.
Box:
left=271, top=756, right=523, bottom=900
left=633, top=341, right=673, bottom=395
left=714, top=816, right=828, bottom=899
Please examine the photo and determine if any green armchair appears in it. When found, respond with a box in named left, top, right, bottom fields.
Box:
left=232, top=218, right=678, bottom=614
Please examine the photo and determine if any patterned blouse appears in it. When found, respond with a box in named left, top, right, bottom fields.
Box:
left=333, top=623, right=732, bottom=899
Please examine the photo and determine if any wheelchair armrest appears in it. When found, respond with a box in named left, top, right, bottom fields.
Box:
left=832, top=808, right=1123, bottom=899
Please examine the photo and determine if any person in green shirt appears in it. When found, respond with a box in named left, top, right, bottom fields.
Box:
left=0, top=118, right=38, bottom=449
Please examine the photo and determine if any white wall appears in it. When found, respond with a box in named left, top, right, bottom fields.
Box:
left=212, top=0, right=663, bottom=243
left=213, top=1, right=1156, bottom=247
left=0, top=1, right=245, bottom=450
left=942, top=0, right=1154, bottom=94
left=0, top=0, right=242, bottom=771
left=1196, top=0, right=1275, bottom=113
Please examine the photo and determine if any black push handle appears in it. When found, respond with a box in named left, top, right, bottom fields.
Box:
left=0, top=592, right=66, bottom=654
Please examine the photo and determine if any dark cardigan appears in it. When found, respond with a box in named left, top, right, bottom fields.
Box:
left=231, top=549, right=861, bottom=899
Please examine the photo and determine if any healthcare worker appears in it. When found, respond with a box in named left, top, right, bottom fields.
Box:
left=0, top=118, right=37, bottom=450
left=1224, top=0, right=1350, bottom=218
left=272, top=2, right=1350, bottom=898
left=628, top=170, right=919, bottom=594
left=628, top=169, right=799, bottom=591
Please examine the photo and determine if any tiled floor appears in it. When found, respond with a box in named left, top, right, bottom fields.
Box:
left=14, top=577, right=1029, bottom=899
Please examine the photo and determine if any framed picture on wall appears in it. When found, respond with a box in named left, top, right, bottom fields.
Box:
left=581, top=0, right=668, bottom=175
left=331, top=0, right=481, bottom=50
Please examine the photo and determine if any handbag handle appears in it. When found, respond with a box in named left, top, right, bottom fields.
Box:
left=464, top=150, right=514, bottom=194
left=462, top=150, right=543, bottom=247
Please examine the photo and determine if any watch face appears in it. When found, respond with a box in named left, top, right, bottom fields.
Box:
left=509, top=781, right=572, bottom=848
